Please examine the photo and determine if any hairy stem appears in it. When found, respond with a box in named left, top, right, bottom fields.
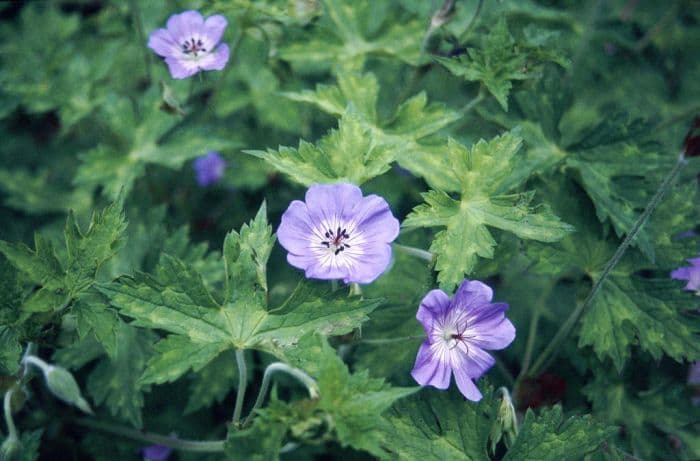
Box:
left=3, top=388, right=17, bottom=441
left=528, top=155, right=687, bottom=377
left=129, top=0, right=151, bottom=83
left=393, top=243, right=433, bottom=262
left=232, top=349, right=248, bottom=424
left=243, top=363, right=318, bottom=427
left=73, top=418, right=225, bottom=452
left=358, top=335, right=425, bottom=345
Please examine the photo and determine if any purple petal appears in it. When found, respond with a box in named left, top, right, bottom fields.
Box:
left=343, top=243, right=392, bottom=284
left=465, top=307, right=515, bottom=350
left=305, top=183, right=363, bottom=225
left=164, top=57, right=199, bottom=79
left=166, top=10, right=204, bottom=42
left=199, top=43, right=230, bottom=71
left=463, top=345, right=495, bottom=379
left=453, top=365, right=483, bottom=401
left=141, top=444, right=172, bottom=461
left=689, top=361, right=700, bottom=386
left=452, top=279, right=494, bottom=312
left=278, top=201, right=315, bottom=255
left=689, top=257, right=700, bottom=267
left=411, top=341, right=451, bottom=389
left=147, top=28, right=177, bottom=57
left=416, top=289, right=451, bottom=334
left=671, top=267, right=691, bottom=281
left=351, top=194, right=400, bottom=243
left=202, top=14, right=228, bottom=45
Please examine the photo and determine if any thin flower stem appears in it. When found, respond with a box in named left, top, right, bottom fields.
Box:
left=358, top=335, right=425, bottom=345
left=243, top=363, right=318, bottom=427
left=22, top=355, right=50, bottom=376
left=528, top=155, right=688, bottom=378
left=232, top=349, right=247, bottom=424
left=3, top=388, right=18, bottom=440
left=516, top=307, right=541, bottom=383
left=458, top=0, right=484, bottom=43
left=129, top=0, right=151, bottom=83
left=73, top=418, right=225, bottom=453
left=460, top=90, right=485, bottom=116
left=393, top=243, right=433, bottom=262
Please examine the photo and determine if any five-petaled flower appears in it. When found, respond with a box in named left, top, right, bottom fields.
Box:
left=193, top=151, right=226, bottom=187
left=411, top=279, right=515, bottom=401
left=671, top=257, right=700, bottom=295
left=148, top=10, right=230, bottom=79
left=277, top=183, right=399, bottom=284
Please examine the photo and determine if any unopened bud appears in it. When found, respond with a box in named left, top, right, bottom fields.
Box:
left=489, top=387, right=518, bottom=453
left=44, top=365, right=93, bottom=414
left=0, top=435, right=20, bottom=461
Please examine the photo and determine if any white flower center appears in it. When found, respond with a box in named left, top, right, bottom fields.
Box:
left=320, top=226, right=351, bottom=256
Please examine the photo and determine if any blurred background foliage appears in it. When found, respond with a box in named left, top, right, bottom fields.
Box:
left=0, top=0, right=699, bottom=460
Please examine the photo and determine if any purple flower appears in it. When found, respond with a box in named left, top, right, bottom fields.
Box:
left=671, top=257, right=700, bottom=294
left=148, top=10, right=230, bottom=79
left=411, top=279, right=515, bottom=401
left=277, top=183, right=399, bottom=284
left=141, top=444, right=172, bottom=461
left=193, top=152, right=226, bottom=186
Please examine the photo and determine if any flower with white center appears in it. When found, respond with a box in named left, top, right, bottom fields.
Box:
left=148, top=10, right=230, bottom=79
left=411, top=279, right=515, bottom=401
left=277, top=183, right=399, bottom=284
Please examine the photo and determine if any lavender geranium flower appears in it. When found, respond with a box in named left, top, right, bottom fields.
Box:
left=277, top=183, right=399, bottom=284
left=148, top=10, right=230, bottom=79
left=193, top=151, right=226, bottom=186
left=411, top=279, right=515, bottom=401
left=671, top=257, right=700, bottom=294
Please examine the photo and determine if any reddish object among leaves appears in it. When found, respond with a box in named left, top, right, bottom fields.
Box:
left=515, top=373, right=567, bottom=410
left=683, top=116, right=700, bottom=158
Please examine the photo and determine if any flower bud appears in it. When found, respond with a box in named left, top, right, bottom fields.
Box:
left=489, top=387, right=518, bottom=453
left=0, top=435, right=20, bottom=461
left=44, top=365, right=93, bottom=414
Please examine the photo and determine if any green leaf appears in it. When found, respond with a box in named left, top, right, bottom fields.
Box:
left=73, top=295, right=120, bottom=358
left=0, top=326, right=22, bottom=375
left=74, top=91, right=239, bottom=199
left=0, top=235, right=65, bottom=290
left=435, top=17, right=568, bottom=110
left=100, top=204, right=380, bottom=385
left=380, top=387, right=496, bottom=461
left=185, top=349, right=239, bottom=414
left=579, top=275, right=700, bottom=370
left=279, top=0, right=423, bottom=72
left=404, top=132, right=573, bottom=289
left=312, top=337, right=418, bottom=456
left=139, top=336, right=226, bottom=385
left=503, top=406, right=614, bottom=461
left=86, top=323, right=154, bottom=428
left=247, top=111, right=394, bottom=186
left=64, top=197, right=127, bottom=294
left=278, top=71, right=460, bottom=189
left=584, top=365, right=699, bottom=461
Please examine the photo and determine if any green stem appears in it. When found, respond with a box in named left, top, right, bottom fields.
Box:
left=73, top=418, right=224, bottom=453
left=129, top=0, right=151, bottom=83
left=528, top=155, right=687, bottom=377
left=232, top=349, right=247, bottom=424
left=393, top=243, right=433, bottom=262
left=3, top=388, right=17, bottom=441
left=22, top=355, right=50, bottom=376
left=494, top=356, right=515, bottom=387
left=457, top=0, right=484, bottom=43
left=460, top=90, right=485, bottom=116
left=358, top=335, right=424, bottom=345
left=243, top=363, right=318, bottom=427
